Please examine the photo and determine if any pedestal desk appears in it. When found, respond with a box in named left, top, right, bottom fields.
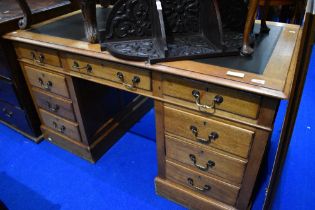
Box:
left=3, top=8, right=300, bottom=210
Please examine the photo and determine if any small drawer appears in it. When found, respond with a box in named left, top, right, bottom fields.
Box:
left=42, top=125, right=91, bottom=161
left=166, top=160, right=240, bottom=206
left=15, top=43, right=61, bottom=67
left=162, top=75, right=261, bottom=119
left=165, top=135, right=246, bottom=185
left=0, top=101, right=33, bottom=135
left=39, top=109, right=81, bottom=141
left=32, top=87, right=76, bottom=121
left=63, top=54, right=151, bottom=91
left=42, top=125, right=73, bottom=146
left=164, top=106, right=254, bottom=158
left=24, top=66, right=70, bottom=98
left=0, top=79, right=20, bottom=106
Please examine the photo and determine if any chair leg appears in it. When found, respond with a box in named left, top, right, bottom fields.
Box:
left=99, top=0, right=110, bottom=8
left=260, top=0, right=271, bottom=33
left=16, top=0, right=32, bottom=29
left=241, top=0, right=259, bottom=56
left=279, top=5, right=291, bottom=22
left=80, top=0, right=98, bottom=43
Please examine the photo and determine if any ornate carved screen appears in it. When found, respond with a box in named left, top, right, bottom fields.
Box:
left=99, top=0, right=252, bottom=63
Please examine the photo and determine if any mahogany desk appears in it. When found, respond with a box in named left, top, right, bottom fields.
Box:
left=3, top=8, right=300, bottom=210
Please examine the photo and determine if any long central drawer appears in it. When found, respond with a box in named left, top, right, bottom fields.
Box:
left=62, top=54, right=152, bottom=91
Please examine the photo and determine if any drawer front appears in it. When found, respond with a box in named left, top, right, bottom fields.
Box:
left=162, top=75, right=261, bottom=119
left=15, top=43, right=61, bottom=67
left=42, top=126, right=91, bottom=160
left=39, top=109, right=81, bottom=141
left=32, top=88, right=76, bottom=121
left=0, top=79, right=20, bottom=106
left=0, top=101, right=33, bottom=135
left=166, top=160, right=240, bottom=206
left=64, top=54, right=151, bottom=91
left=164, top=106, right=254, bottom=158
left=42, top=126, right=71, bottom=147
left=24, top=66, right=70, bottom=98
left=165, top=136, right=246, bottom=185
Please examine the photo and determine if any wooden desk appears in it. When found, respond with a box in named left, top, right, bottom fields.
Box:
left=3, top=8, right=300, bottom=210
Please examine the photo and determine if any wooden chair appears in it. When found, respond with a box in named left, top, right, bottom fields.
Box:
left=241, top=0, right=305, bottom=56
left=15, top=0, right=79, bottom=29
left=259, top=0, right=302, bottom=32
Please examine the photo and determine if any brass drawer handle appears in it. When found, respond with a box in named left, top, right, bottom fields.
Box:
left=117, top=72, right=141, bottom=90
left=52, top=121, right=66, bottom=133
left=190, top=126, right=219, bottom=144
left=187, top=178, right=211, bottom=192
left=192, top=90, right=223, bottom=110
left=2, top=108, right=13, bottom=118
left=72, top=61, right=93, bottom=73
left=189, top=154, right=215, bottom=171
left=46, top=101, right=59, bottom=112
left=31, top=51, right=45, bottom=64
left=38, top=78, right=53, bottom=90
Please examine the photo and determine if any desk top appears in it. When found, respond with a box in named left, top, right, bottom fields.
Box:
left=3, top=8, right=301, bottom=99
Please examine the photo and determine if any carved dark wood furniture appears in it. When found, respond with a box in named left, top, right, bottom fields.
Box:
left=78, top=0, right=270, bottom=58
left=100, top=0, right=252, bottom=63
left=0, top=0, right=76, bottom=141
left=3, top=7, right=300, bottom=209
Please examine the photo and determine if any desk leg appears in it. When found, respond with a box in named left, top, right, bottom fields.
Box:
left=154, top=100, right=166, bottom=179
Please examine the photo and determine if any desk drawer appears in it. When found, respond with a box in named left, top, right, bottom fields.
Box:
left=162, top=75, right=261, bottom=119
left=63, top=54, right=151, bottom=91
left=166, top=160, right=240, bottom=206
left=165, top=135, right=246, bottom=185
left=39, top=109, right=81, bottom=141
left=24, top=66, right=70, bottom=98
left=0, top=79, right=20, bottom=106
left=164, top=106, right=254, bottom=158
left=42, top=125, right=93, bottom=161
left=32, top=88, right=76, bottom=121
left=0, top=101, right=32, bottom=134
left=15, top=43, right=61, bottom=67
